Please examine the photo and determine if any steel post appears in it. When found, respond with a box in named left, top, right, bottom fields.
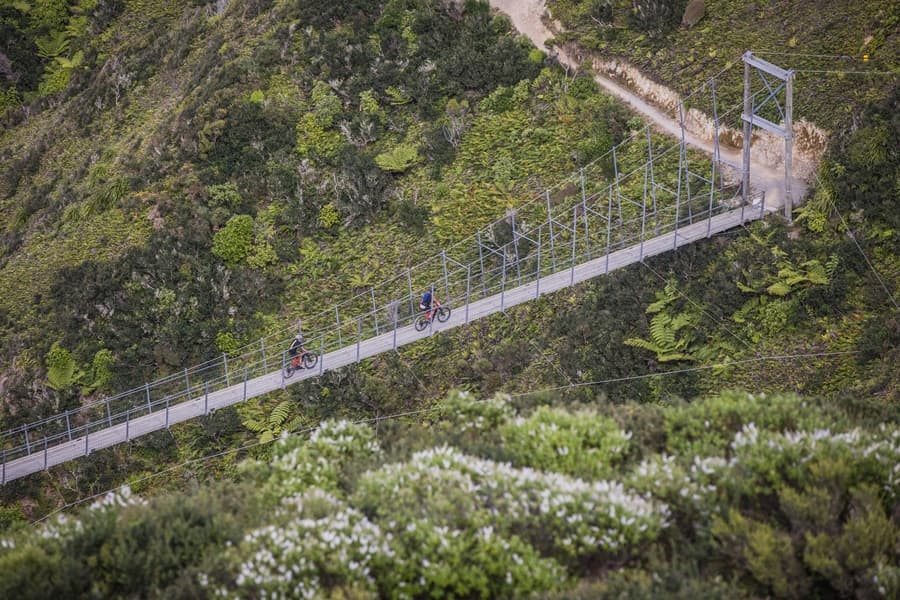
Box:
left=146, top=382, right=151, bottom=412
left=708, top=79, right=719, bottom=238
left=356, top=317, right=362, bottom=363
left=223, top=354, right=230, bottom=387
left=65, top=410, right=72, bottom=441
left=640, top=178, right=647, bottom=261
left=260, top=338, right=267, bottom=372
left=371, top=287, right=379, bottom=335
left=742, top=54, right=752, bottom=208
left=126, top=409, right=130, bottom=442
left=243, top=367, right=248, bottom=401
left=106, top=398, right=112, bottom=427
left=205, top=381, right=210, bottom=415
left=165, top=396, right=170, bottom=429
left=476, top=232, right=487, bottom=297
left=546, top=190, right=556, bottom=269
left=185, top=368, right=191, bottom=401
left=393, top=309, right=398, bottom=351
left=85, top=429, right=89, bottom=455
left=613, top=145, right=623, bottom=225
left=674, top=101, right=685, bottom=250
left=441, top=251, right=450, bottom=300
left=536, top=226, right=542, bottom=298
left=281, top=352, right=286, bottom=389
left=24, top=423, right=30, bottom=455
left=511, top=212, right=521, bottom=284
left=605, top=188, right=613, bottom=274
left=500, top=259, right=507, bottom=312
left=44, top=439, right=48, bottom=470
left=784, top=71, right=794, bottom=221
left=334, top=305, right=342, bottom=347
left=647, top=126, right=659, bottom=233
left=582, top=198, right=590, bottom=259
left=319, top=338, right=325, bottom=375
left=570, top=207, right=577, bottom=286
left=407, top=269, right=415, bottom=319
left=465, top=265, right=471, bottom=324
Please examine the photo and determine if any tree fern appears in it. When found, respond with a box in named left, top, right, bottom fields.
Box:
left=35, top=31, right=71, bottom=60
left=242, top=400, right=300, bottom=442
left=625, top=284, right=698, bottom=362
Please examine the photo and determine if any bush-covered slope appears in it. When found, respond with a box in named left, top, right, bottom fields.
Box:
left=2, top=390, right=898, bottom=598
left=0, top=3, right=897, bottom=596
left=546, top=0, right=900, bottom=129
left=1, top=0, right=631, bottom=423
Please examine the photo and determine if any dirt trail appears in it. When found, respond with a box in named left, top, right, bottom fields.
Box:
left=488, top=0, right=809, bottom=210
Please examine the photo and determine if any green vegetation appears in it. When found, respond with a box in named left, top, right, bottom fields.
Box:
left=0, top=0, right=897, bottom=596
left=546, top=0, right=899, bottom=128
left=1, top=391, right=898, bottom=598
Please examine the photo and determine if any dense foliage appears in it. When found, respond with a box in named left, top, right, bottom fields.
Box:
left=1, top=390, right=898, bottom=598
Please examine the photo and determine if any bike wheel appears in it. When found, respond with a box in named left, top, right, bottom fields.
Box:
left=436, top=306, right=451, bottom=323
left=283, top=363, right=295, bottom=379
left=414, top=315, right=428, bottom=332
left=302, top=352, right=318, bottom=369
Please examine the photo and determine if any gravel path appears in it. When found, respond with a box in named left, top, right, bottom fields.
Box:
left=488, top=0, right=807, bottom=207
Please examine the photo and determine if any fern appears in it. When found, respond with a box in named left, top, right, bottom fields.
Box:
left=243, top=400, right=299, bottom=443
left=375, top=143, right=420, bottom=173
left=625, top=280, right=700, bottom=361
left=35, top=31, right=71, bottom=60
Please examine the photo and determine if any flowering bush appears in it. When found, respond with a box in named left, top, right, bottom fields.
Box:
left=436, top=390, right=515, bottom=434
left=355, top=447, right=669, bottom=563
left=213, top=489, right=389, bottom=599
left=664, top=391, right=830, bottom=457
left=253, top=419, right=382, bottom=500
left=377, top=519, right=567, bottom=598
left=628, top=454, right=726, bottom=522
left=499, top=406, right=632, bottom=478
left=711, top=423, right=900, bottom=598
left=726, top=424, right=900, bottom=499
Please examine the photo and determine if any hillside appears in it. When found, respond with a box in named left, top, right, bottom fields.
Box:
left=0, top=0, right=898, bottom=596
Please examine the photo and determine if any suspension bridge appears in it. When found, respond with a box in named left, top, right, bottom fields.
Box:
left=0, top=53, right=801, bottom=483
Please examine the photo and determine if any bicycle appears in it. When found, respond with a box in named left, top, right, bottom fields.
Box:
left=414, top=304, right=451, bottom=331
left=283, top=351, right=319, bottom=378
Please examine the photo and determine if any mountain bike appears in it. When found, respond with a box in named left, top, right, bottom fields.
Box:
left=414, top=305, right=451, bottom=331
left=283, top=351, right=319, bottom=378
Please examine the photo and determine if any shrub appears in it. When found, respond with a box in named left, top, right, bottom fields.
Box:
left=437, top=390, right=515, bottom=434
left=377, top=519, right=567, bottom=598
left=355, top=447, right=670, bottom=562
left=212, top=214, right=254, bottom=265
left=499, top=406, right=632, bottom=478
left=712, top=510, right=810, bottom=599
left=214, top=489, right=387, bottom=599
left=628, top=453, right=726, bottom=522
left=249, top=419, right=382, bottom=501
left=664, top=391, right=829, bottom=456
left=207, top=182, right=242, bottom=210
left=627, top=0, right=688, bottom=37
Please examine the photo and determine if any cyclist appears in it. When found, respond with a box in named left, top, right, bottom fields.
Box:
left=419, top=290, right=440, bottom=323
left=288, top=334, right=307, bottom=367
